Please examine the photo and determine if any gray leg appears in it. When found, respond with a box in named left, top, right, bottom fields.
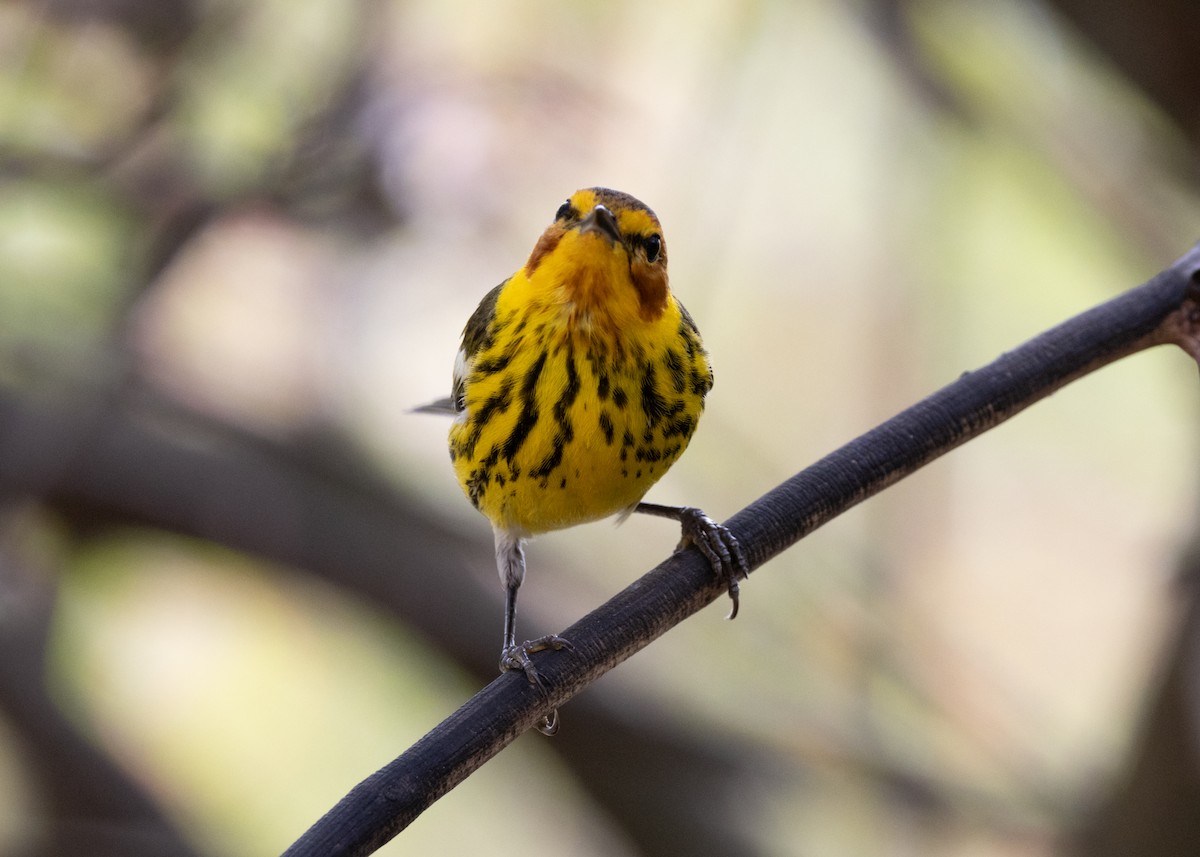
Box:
left=496, top=531, right=524, bottom=654
left=493, top=529, right=572, bottom=735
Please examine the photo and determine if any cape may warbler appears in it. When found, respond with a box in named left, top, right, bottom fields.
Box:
left=422, top=188, right=745, bottom=733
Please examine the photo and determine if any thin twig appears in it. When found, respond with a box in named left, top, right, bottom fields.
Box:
left=283, top=243, right=1200, bottom=857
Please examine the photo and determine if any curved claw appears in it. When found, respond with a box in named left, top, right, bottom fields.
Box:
left=674, top=507, right=749, bottom=619
left=536, top=710, right=560, bottom=736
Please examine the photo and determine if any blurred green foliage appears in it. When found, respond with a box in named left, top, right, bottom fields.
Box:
left=1, top=0, right=1199, bottom=855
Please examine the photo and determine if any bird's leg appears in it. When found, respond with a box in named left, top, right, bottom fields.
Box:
left=494, top=530, right=573, bottom=735
left=633, top=503, right=749, bottom=619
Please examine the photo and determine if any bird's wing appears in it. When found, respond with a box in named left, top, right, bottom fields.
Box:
left=413, top=279, right=508, bottom=416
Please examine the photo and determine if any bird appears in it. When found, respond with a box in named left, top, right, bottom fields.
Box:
left=419, top=187, right=746, bottom=734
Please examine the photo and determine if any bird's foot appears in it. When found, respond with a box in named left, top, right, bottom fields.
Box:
left=500, top=634, right=574, bottom=736
left=499, top=633, right=574, bottom=683
left=674, top=507, right=750, bottom=619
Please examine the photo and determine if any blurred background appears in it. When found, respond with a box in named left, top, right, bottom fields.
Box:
left=2, top=0, right=1199, bottom=855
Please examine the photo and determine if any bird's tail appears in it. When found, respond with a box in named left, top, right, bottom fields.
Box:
left=411, top=397, right=456, bottom=415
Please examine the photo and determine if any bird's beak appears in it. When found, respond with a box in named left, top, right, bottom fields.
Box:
left=579, top=204, right=621, bottom=244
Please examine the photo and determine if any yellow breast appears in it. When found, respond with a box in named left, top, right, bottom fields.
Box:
left=449, top=278, right=712, bottom=536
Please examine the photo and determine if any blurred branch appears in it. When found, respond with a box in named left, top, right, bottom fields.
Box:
left=0, top=527, right=200, bottom=857
left=870, top=1, right=1200, bottom=265
left=876, top=0, right=1200, bottom=159
left=865, top=0, right=972, bottom=119
left=0, top=386, right=500, bottom=669
left=282, top=245, right=1200, bottom=856
left=34, top=0, right=198, bottom=55
left=1041, top=0, right=1200, bottom=154
left=1069, top=539, right=1200, bottom=856
left=0, top=384, right=790, bottom=857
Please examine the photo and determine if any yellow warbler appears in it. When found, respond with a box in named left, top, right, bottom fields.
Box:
left=422, top=188, right=745, bottom=734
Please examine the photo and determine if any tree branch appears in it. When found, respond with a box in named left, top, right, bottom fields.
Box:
left=282, top=245, right=1200, bottom=856
left=0, top=381, right=783, bottom=857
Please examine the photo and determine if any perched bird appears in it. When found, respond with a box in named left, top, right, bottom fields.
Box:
left=421, top=187, right=746, bottom=734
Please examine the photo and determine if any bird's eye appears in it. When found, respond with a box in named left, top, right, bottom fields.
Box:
left=555, top=200, right=573, bottom=221
left=644, top=234, right=662, bottom=263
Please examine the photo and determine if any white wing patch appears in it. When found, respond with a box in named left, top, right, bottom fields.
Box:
left=451, top=347, right=470, bottom=423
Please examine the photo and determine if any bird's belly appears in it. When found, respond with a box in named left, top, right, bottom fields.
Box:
left=449, top=336, right=703, bottom=536
left=496, top=428, right=657, bottom=533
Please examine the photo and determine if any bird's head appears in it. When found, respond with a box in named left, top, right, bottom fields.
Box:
left=523, top=187, right=670, bottom=326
